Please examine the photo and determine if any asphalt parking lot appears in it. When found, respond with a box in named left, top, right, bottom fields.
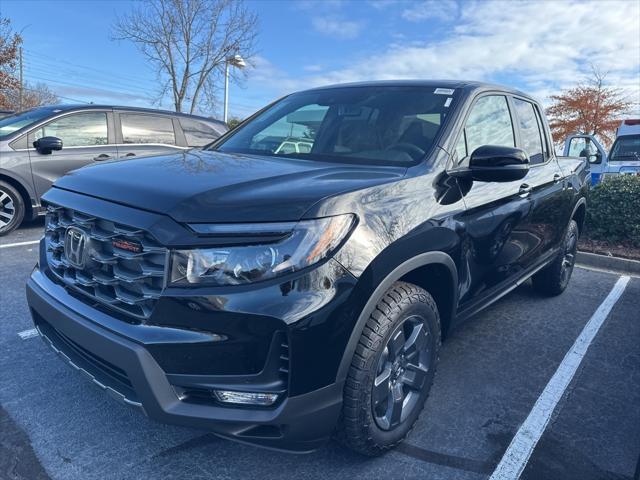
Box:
left=1, top=219, right=639, bottom=480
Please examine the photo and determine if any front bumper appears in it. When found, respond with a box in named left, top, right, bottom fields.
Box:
left=27, top=268, right=344, bottom=452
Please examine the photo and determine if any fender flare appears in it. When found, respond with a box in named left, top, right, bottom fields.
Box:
left=570, top=196, right=587, bottom=218
left=336, top=251, right=458, bottom=383
left=569, top=196, right=587, bottom=230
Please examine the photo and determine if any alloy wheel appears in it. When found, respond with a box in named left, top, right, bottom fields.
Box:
left=0, top=188, right=15, bottom=229
left=372, top=315, right=432, bottom=431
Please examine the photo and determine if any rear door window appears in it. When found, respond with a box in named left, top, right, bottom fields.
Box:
left=179, top=118, right=224, bottom=147
left=121, top=114, right=176, bottom=145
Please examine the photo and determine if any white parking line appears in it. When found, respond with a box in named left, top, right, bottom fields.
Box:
left=0, top=240, right=40, bottom=249
left=489, top=275, right=631, bottom=480
left=17, top=328, right=40, bottom=340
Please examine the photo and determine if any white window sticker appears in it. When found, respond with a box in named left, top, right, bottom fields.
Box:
left=434, top=88, right=455, bottom=95
left=444, top=97, right=452, bottom=107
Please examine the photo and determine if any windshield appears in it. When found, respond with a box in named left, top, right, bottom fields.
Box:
left=213, top=86, right=457, bottom=166
left=0, top=107, right=56, bottom=138
left=609, top=135, right=640, bottom=162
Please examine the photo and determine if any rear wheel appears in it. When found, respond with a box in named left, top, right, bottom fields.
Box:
left=0, top=181, right=25, bottom=236
left=532, top=219, right=579, bottom=296
left=337, top=281, right=441, bottom=456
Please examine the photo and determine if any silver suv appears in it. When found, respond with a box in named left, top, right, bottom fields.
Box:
left=0, top=105, right=227, bottom=235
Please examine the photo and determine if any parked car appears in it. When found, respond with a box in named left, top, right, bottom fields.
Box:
left=274, top=136, right=314, bottom=154
left=0, top=105, right=227, bottom=235
left=563, top=119, right=640, bottom=185
left=26, top=81, right=588, bottom=455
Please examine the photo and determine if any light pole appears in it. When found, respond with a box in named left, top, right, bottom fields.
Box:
left=223, top=54, right=246, bottom=124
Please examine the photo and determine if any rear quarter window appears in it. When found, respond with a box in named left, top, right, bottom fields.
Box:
left=179, top=118, right=225, bottom=147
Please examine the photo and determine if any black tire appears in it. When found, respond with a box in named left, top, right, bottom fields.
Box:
left=532, top=219, right=579, bottom=296
left=0, top=180, right=25, bottom=236
left=337, top=281, right=441, bottom=456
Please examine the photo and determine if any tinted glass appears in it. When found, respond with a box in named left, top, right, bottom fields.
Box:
left=179, top=118, right=224, bottom=147
left=215, top=86, right=457, bottom=165
left=36, top=112, right=108, bottom=147
left=121, top=114, right=175, bottom=145
left=464, top=96, right=515, bottom=156
left=609, top=135, right=640, bottom=162
left=513, top=98, right=544, bottom=164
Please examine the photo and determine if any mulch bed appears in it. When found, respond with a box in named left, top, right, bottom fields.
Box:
left=578, top=236, right=640, bottom=261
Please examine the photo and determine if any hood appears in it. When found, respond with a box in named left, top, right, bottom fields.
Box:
left=53, top=150, right=406, bottom=223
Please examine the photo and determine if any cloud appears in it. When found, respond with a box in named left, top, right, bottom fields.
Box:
left=294, top=0, right=345, bottom=11
left=401, top=0, right=458, bottom=22
left=251, top=0, right=639, bottom=110
left=303, top=64, right=325, bottom=72
left=311, top=16, right=363, bottom=39
left=368, top=0, right=402, bottom=9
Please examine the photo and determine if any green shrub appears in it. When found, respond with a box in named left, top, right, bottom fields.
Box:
left=585, top=175, right=640, bottom=246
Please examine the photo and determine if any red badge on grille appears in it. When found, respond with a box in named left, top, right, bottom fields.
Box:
left=112, top=238, right=143, bottom=253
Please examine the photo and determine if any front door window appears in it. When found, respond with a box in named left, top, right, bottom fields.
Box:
left=34, top=112, right=108, bottom=147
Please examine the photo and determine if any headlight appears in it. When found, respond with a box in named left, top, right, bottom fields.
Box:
left=170, top=214, right=356, bottom=286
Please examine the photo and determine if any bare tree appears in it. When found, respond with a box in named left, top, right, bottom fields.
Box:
left=3, top=82, right=59, bottom=110
left=547, top=67, right=632, bottom=148
left=113, top=0, right=257, bottom=114
left=0, top=17, right=22, bottom=109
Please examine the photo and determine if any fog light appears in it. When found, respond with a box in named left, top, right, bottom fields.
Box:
left=213, top=390, right=279, bottom=406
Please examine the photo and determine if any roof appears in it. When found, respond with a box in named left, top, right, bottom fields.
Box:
left=300, top=79, right=533, bottom=101
left=30, top=104, right=225, bottom=126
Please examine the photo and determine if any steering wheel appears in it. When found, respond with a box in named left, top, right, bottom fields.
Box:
left=385, top=142, right=426, bottom=160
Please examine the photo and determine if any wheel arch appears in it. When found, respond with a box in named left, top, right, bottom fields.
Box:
left=336, top=251, right=458, bottom=384
left=570, top=197, right=587, bottom=235
left=0, top=172, right=34, bottom=220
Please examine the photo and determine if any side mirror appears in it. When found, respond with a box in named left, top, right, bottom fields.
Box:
left=33, top=136, right=63, bottom=155
left=587, top=152, right=602, bottom=164
left=450, top=145, right=529, bottom=182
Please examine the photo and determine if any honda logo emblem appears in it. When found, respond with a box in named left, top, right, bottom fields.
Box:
left=65, top=227, right=88, bottom=269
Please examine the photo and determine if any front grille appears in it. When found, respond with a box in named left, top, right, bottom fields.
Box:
left=44, top=204, right=168, bottom=319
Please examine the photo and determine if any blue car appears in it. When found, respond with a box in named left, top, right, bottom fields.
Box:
left=563, top=119, right=640, bottom=185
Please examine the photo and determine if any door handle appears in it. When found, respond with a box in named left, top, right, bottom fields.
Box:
left=93, top=154, right=111, bottom=161
left=123, top=153, right=136, bottom=157
left=519, top=183, right=532, bottom=196
left=553, top=173, right=562, bottom=183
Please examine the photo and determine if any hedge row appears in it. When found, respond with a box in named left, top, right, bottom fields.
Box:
left=585, top=175, right=640, bottom=247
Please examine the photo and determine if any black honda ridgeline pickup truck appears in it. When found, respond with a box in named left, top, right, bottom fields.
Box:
left=26, top=81, right=588, bottom=455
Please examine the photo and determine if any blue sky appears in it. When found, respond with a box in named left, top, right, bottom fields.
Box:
left=2, top=0, right=639, bottom=119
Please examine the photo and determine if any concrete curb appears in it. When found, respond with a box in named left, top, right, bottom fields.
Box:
left=576, top=251, right=640, bottom=277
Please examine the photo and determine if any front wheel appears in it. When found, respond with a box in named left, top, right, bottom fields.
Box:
left=0, top=181, right=25, bottom=236
left=532, top=219, right=579, bottom=296
left=337, top=281, right=441, bottom=456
